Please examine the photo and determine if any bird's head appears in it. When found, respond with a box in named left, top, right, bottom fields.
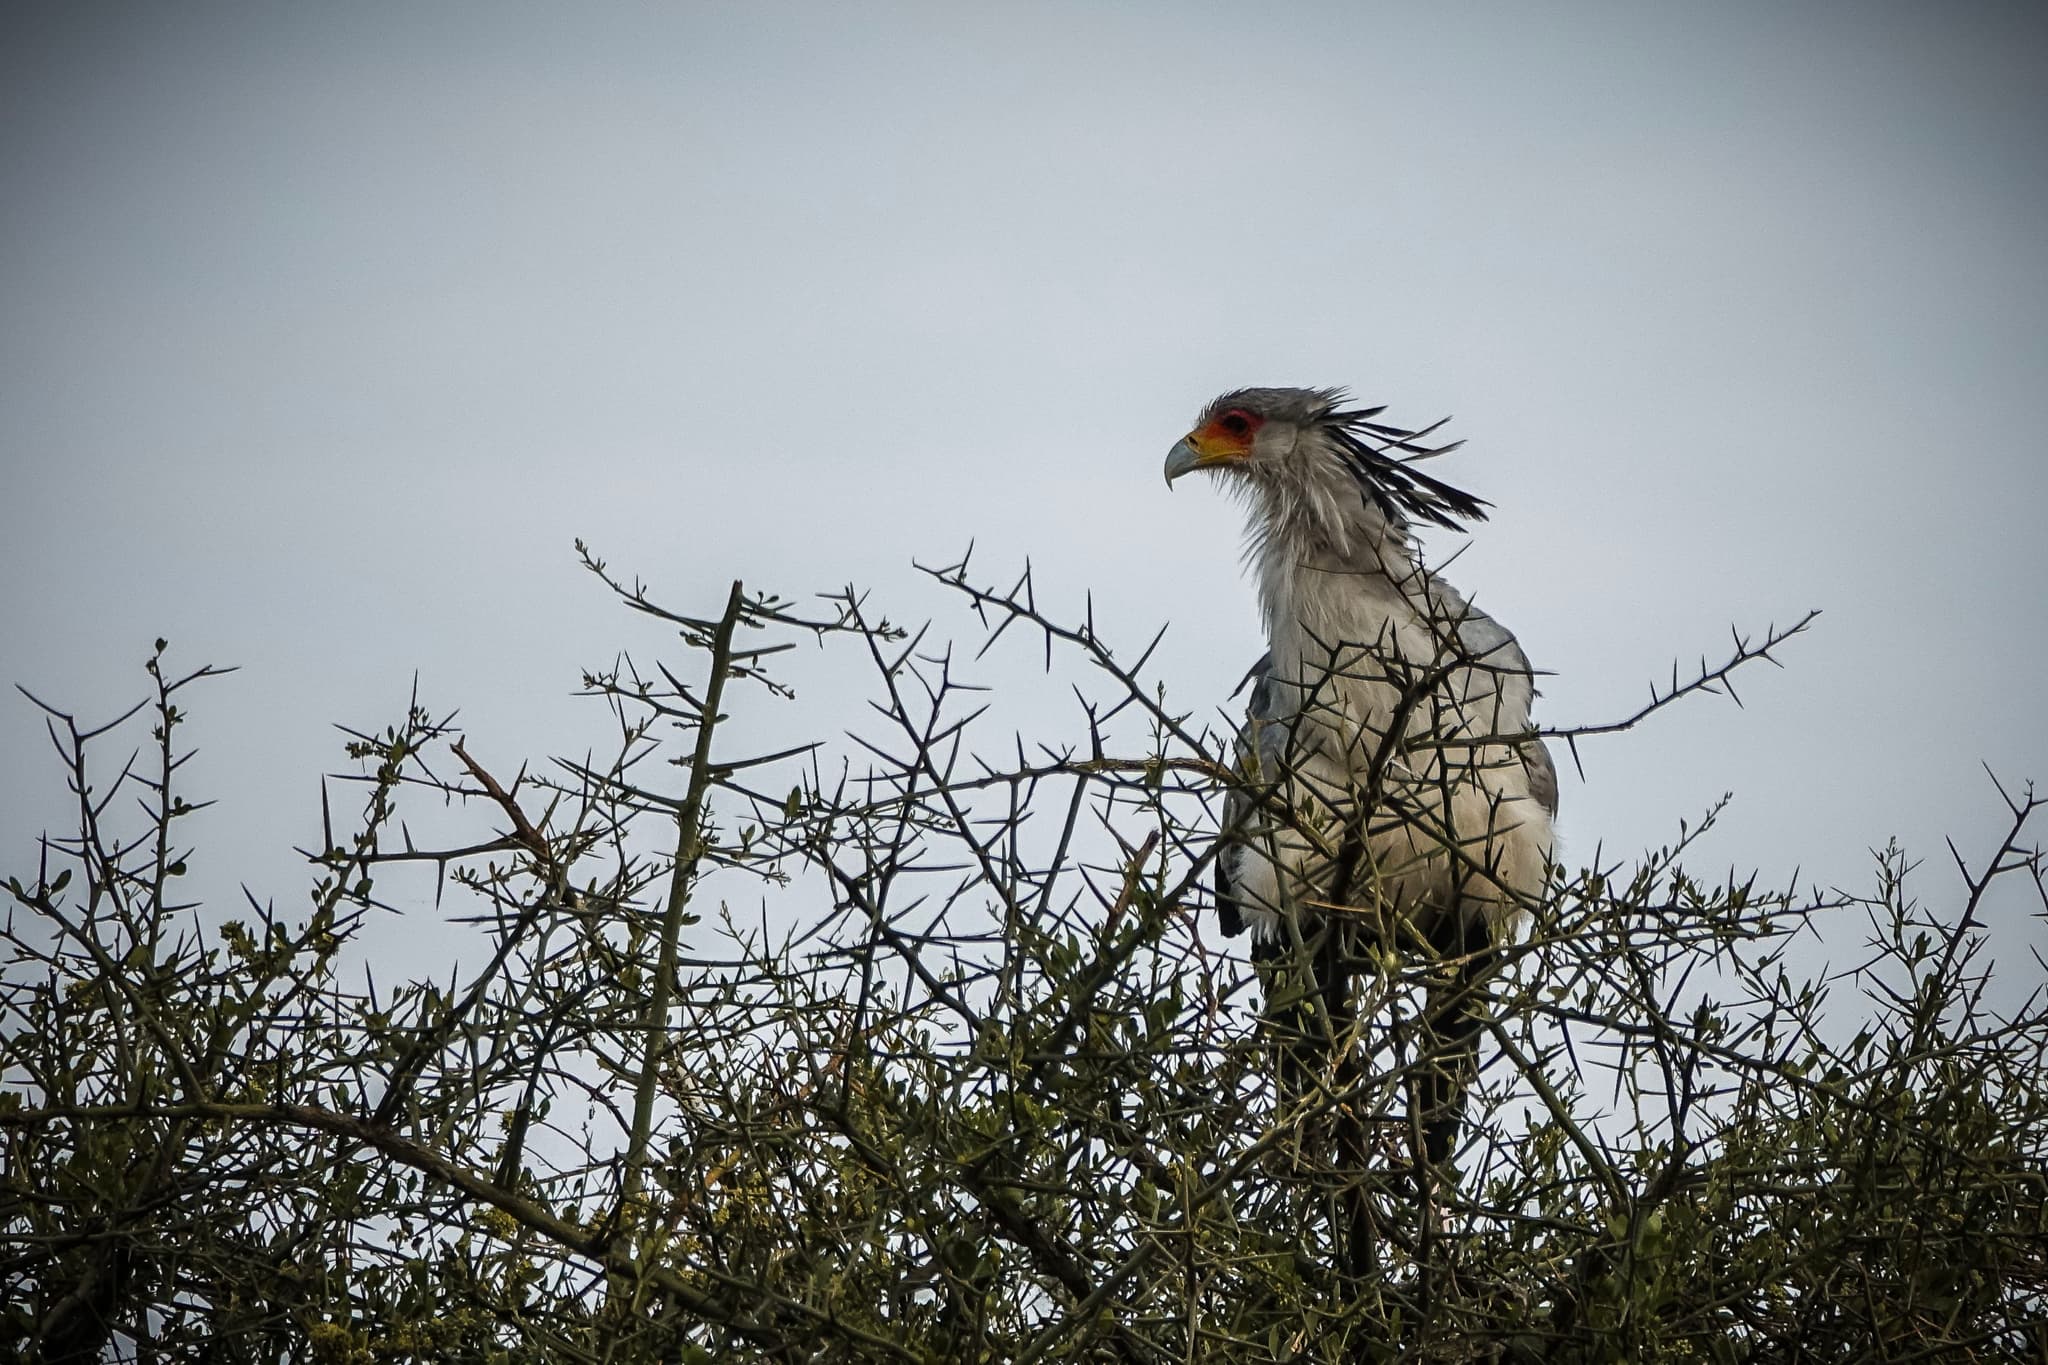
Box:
left=1164, top=386, right=1490, bottom=535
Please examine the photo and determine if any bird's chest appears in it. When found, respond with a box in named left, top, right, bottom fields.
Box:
left=1260, top=564, right=1449, bottom=745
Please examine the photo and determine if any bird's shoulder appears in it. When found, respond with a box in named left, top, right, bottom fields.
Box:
left=1419, top=570, right=1532, bottom=677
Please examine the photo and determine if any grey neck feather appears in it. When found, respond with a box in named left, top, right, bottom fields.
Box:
left=1243, top=427, right=1425, bottom=638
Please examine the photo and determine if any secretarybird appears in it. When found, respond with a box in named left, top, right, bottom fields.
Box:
left=1164, top=386, right=1557, bottom=1168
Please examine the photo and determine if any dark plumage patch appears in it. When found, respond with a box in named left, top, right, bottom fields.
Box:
left=1322, top=403, right=1491, bottom=532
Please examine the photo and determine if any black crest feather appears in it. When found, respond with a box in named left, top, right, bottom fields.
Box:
left=1324, top=403, right=1490, bottom=531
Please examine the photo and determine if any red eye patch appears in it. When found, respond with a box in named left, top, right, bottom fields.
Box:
left=1209, top=409, right=1264, bottom=442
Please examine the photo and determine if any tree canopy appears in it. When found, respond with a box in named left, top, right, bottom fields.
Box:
left=4, top=550, right=2043, bottom=1362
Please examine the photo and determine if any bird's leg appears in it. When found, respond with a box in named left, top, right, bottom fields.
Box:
left=1415, top=916, right=1498, bottom=1169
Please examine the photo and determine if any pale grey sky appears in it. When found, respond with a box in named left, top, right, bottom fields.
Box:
left=4, top=2, right=2044, bottom=975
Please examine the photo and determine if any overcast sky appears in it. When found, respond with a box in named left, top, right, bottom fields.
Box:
left=4, top=2, right=2044, bottom=983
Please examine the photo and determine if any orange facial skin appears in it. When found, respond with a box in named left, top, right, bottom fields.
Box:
left=1184, top=407, right=1264, bottom=465
left=1164, top=406, right=1268, bottom=484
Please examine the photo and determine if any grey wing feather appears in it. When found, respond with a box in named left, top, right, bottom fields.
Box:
left=1522, top=738, right=1559, bottom=818
left=1216, top=651, right=1281, bottom=938
left=1452, top=600, right=1536, bottom=727
left=1451, top=600, right=1557, bottom=818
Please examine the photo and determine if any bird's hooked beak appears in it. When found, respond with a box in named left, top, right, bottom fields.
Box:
left=1163, top=431, right=1246, bottom=486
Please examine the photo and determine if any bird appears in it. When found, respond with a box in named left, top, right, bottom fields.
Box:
left=1163, top=386, right=1557, bottom=1170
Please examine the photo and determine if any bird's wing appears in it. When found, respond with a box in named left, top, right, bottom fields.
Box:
left=1450, top=599, right=1535, bottom=727
left=1449, top=597, right=1557, bottom=817
left=1217, top=651, right=1283, bottom=938
left=1522, top=736, right=1560, bottom=818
